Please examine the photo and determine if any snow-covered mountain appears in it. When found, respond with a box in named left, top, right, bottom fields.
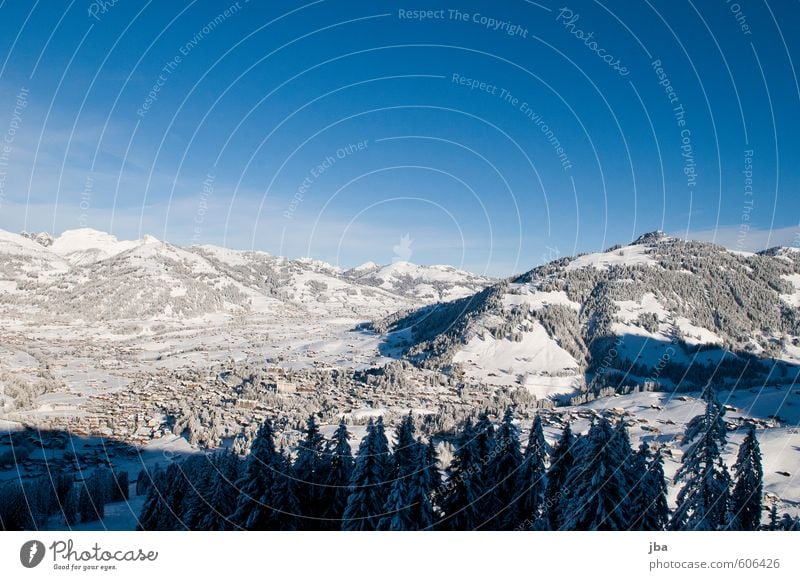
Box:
left=343, top=260, right=493, bottom=302
left=48, top=228, right=157, bottom=266
left=373, top=232, right=800, bottom=402
left=0, top=228, right=490, bottom=322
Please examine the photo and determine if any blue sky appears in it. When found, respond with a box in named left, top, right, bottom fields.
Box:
left=0, top=0, right=798, bottom=276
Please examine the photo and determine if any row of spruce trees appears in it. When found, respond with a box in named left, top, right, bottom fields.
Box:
left=137, top=388, right=796, bottom=531
left=0, top=468, right=129, bottom=530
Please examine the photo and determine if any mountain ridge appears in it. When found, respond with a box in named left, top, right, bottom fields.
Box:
left=0, top=227, right=494, bottom=322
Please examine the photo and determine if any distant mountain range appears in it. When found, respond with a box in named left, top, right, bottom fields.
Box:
left=0, top=228, right=493, bottom=322
left=372, top=232, right=800, bottom=401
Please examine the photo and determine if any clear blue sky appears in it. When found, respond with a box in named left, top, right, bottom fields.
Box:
left=0, top=0, right=798, bottom=275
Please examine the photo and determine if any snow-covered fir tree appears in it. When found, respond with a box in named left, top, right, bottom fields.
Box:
left=392, top=412, right=418, bottom=477
left=486, top=408, right=523, bottom=530
left=196, top=450, right=240, bottom=531
left=378, top=441, right=435, bottom=531
left=322, top=418, right=354, bottom=529
left=440, top=417, right=484, bottom=530
left=629, top=442, right=669, bottom=530
left=517, top=414, right=549, bottom=530
left=293, top=415, right=329, bottom=528
left=269, top=448, right=302, bottom=530
left=230, top=419, right=280, bottom=530
left=671, top=387, right=732, bottom=531
left=559, top=417, right=633, bottom=530
left=545, top=423, right=575, bottom=529
left=730, top=426, right=763, bottom=531
left=138, top=462, right=189, bottom=530
left=341, top=417, right=392, bottom=530
left=472, top=412, right=499, bottom=523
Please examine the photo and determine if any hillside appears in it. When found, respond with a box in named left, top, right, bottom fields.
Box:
left=373, top=233, right=800, bottom=402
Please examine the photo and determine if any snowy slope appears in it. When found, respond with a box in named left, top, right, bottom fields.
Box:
left=0, top=229, right=70, bottom=281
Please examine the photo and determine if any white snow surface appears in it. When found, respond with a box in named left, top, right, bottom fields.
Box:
left=453, top=321, right=580, bottom=396
left=566, top=244, right=656, bottom=271
left=50, top=228, right=157, bottom=265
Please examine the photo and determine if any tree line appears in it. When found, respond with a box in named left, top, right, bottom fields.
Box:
left=0, top=468, right=129, bottom=530
left=137, top=387, right=798, bottom=531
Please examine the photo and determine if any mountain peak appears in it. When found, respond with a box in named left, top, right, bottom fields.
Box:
left=351, top=261, right=380, bottom=272
left=20, top=231, right=54, bottom=247
left=631, top=230, right=669, bottom=246
left=50, top=228, right=156, bottom=265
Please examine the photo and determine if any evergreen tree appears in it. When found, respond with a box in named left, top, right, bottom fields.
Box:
left=610, top=420, right=636, bottom=524
left=545, top=423, right=575, bottom=529
left=378, top=441, right=434, bottom=531
left=779, top=513, right=800, bottom=531
left=425, top=438, right=442, bottom=526
left=767, top=501, right=779, bottom=531
left=110, top=470, right=129, bottom=502
left=378, top=474, right=412, bottom=531
left=392, top=412, right=417, bottom=477
left=559, top=418, right=632, bottom=530
left=486, top=408, right=523, bottom=529
left=230, top=419, right=280, bottom=530
left=405, top=442, right=435, bottom=529
left=136, top=467, right=153, bottom=496
left=78, top=471, right=109, bottom=523
left=629, top=443, right=670, bottom=530
left=516, top=414, right=549, bottom=529
left=293, top=415, right=328, bottom=528
left=0, top=482, right=35, bottom=530
left=440, top=418, right=484, bottom=530
left=472, top=412, right=498, bottom=522
left=52, top=473, right=77, bottom=525
left=197, top=450, right=241, bottom=531
left=137, top=462, right=188, bottom=530
left=269, top=448, right=302, bottom=530
left=62, top=486, right=79, bottom=526
left=342, top=418, right=391, bottom=531
left=671, top=387, right=731, bottom=530
left=730, top=427, right=763, bottom=531
left=180, top=455, right=215, bottom=530
left=322, top=419, right=354, bottom=529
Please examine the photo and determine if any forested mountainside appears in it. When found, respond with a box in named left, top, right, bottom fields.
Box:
left=373, top=233, right=800, bottom=401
